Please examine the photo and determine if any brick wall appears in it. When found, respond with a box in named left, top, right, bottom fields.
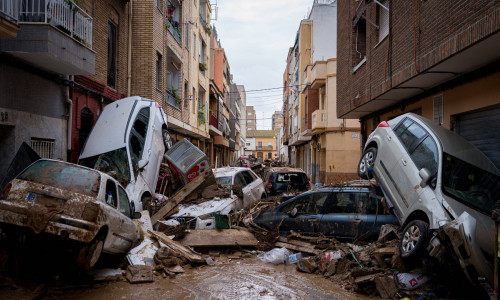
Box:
left=305, top=88, right=319, bottom=131
left=337, top=0, right=500, bottom=118
left=131, top=0, right=154, bottom=98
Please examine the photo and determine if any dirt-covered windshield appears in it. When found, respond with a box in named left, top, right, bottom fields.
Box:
left=18, top=160, right=101, bottom=197
left=441, top=153, right=500, bottom=215
left=79, top=147, right=131, bottom=184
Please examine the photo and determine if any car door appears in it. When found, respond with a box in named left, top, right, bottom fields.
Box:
left=391, top=119, right=439, bottom=211
left=129, top=106, right=156, bottom=191
left=101, top=179, right=125, bottom=252
left=279, top=191, right=330, bottom=236
left=242, top=170, right=263, bottom=200
left=233, top=172, right=252, bottom=207
left=355, top=191, right=398, bottom=240
left=115, top=186, right=139, bottom=250
left=319, top=191, right=365, bottom=240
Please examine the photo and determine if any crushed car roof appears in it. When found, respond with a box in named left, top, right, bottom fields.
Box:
left=213, top=167, right=251, bottom=177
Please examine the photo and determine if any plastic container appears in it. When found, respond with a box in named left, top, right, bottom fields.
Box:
left=288, top=252, right=303, bottom=264
left=214, top=214, right=230, bottom=229
left=396, top=271, right=430, bottom=290
left=319, top=250, right=342, bottom=271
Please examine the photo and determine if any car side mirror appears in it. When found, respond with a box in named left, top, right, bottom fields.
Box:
left=132, top=212, right=142, bottom=219
left=419, top=168, right=431, bottom=188
left=138, top=159, right=149, bottom=170
left=289, top=207, right=298, bottom=217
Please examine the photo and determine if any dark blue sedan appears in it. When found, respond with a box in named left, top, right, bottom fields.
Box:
left=254, top=185, right=399, bottom=241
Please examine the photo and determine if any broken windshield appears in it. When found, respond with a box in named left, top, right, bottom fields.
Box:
left=18, top=160, right=101, bottom=197
left=441, top=153, right=500, bottom=215
left=79, top=147, right=131, bottom=183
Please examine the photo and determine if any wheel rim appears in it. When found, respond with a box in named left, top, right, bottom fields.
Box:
left=402, top=225, right=421, bottom=254
left=89, top=240, right=104, bottom=267
left=359, top=151, right=374, bottom=173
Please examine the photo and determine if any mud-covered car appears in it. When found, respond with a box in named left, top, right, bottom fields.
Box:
left=0, top=159, right=142, bottom=270
left=358, top=113, right=500, bottom=286
left=254, top=182, right=399, bottom=241
left=263, top=167, right=310, bottom=200
left=214, top=167, right=266, bottom=208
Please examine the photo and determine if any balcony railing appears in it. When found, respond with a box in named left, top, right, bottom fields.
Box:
left=209, top=114, right=218, bottom=128
left=0, top=0, right=19, bottom=22
left=312, top=109, right=327, bottom=130
left=18, top=0, right=92, bottom=47
left=167, top=19, right=181, bottom=45
left=166, top=89, right=180, bottom=109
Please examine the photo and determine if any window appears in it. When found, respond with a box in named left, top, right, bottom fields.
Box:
left=258, top=142, right=262, bottom=150
left=31, top=138, right=55, bottom=159
left=280, top=192, right=329, bottom=215
left=268, top=152, right=272, bottom=159
left=433, top=94, right=443, bottom=125
left=410, top=136, right=438, bottom=175
left=105, top=180, right=117, bottom=208
left=156, top=53, right=161, bottom=89
left=193, top=33, right=196, bottom=58
left=185, top=23, right=189, bottom=49
left=234, top=173, right=247, bottom=188
left=268, top=142, right=272, bottom=150
left=240, top=171, right=254, bottom=185
left=394, top=119, right=427, bottom=152
left=156, top=0, right=161, bottom=10
left=107, top=22, right=117, bottom=88
left=118, top=186, right=132, bottom=217
left=376, top=0, right=389, bottom=42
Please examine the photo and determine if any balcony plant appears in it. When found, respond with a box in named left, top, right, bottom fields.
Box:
left=198, top=104, right=206, bottom=125
left=204, top=24, right=212, bottom=35
left=199, top=62, right=207, bottom=71
left=172, top=88, right=181, bottom=105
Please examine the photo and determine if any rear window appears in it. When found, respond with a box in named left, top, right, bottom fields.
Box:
left=275, top=172, right=307, bottom=184
left=18, top=160, right=101, bottom=197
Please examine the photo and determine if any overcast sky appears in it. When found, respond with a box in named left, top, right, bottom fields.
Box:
left=213, top=0, right=311, bottom=130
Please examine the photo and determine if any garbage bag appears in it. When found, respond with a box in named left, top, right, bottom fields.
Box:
left=257, top=247, right=291, bottom=265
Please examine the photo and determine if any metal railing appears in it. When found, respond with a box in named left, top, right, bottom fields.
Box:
left=18, top=0, right=92, bottom=47
left=31, top=139, right=55, bottom=159
left=167, top=19, right=181, bottom=45
left=0, top=0, right=19, bottom=22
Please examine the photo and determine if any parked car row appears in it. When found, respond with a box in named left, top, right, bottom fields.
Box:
left=358, top=113, right=499, bottom=287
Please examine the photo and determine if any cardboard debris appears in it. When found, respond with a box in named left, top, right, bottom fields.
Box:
left=148, top=230, right=205, bottom=263
left=179, top=229, right=259, bottom=247
left=126, top=265, right=153, bottom=283
left=127, top=238, right=158, bottom=266
left=374, top=275, right=398, bottom=298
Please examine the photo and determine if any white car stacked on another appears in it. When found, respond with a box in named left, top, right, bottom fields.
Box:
left=79, top=96, right=172, bottom=213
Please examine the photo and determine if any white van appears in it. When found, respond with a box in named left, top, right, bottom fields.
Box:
left=79, top=96, right=172, bottom=212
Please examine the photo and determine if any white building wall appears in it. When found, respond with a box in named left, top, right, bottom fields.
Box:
left=310, top=1, right=337, bottom=61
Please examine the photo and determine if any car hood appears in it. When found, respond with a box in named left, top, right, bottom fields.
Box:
left=79, top=97, right=138, bottom=159
left=170, top=197, right=237, bottom=218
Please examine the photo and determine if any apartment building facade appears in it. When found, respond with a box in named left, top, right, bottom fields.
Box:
left=338, top=0, right=500, bottom=170
left=0, top=0, right=99, bottom=183
left=246, top=130, right=277, bottom=161
left=245, top=106, right=256, bottom=131
left=284, top=0, right=361, bottom=183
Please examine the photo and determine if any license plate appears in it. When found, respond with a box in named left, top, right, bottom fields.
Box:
left=25, top=192, right=36, bottom=202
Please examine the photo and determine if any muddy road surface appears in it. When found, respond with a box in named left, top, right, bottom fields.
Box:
left=0, top=254, right=367, bottom=300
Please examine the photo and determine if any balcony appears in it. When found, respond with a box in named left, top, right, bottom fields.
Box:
left=311, top=109, right=326, bottom=132
left=0, top=0, right=94, bottom=75
left=0, top=0, right=20, bottom=38
left=311, top=61, right=327, bottom=89
left=209, top=114, right=222, bottom=136
left=167, top=19, right=181, bottom=45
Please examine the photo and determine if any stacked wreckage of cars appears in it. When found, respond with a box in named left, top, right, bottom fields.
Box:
left=0, top=104, right=498, bottom=298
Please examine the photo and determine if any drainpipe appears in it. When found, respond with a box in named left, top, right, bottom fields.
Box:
left=66, top=75, right=73, bottom=161
left=127, top=0, right=133, bottom=96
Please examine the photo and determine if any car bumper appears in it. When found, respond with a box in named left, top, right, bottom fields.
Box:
left=0, top=201, right=99, bottom=243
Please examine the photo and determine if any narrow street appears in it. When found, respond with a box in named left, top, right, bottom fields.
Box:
left=0, top=254, right=366, bottom=300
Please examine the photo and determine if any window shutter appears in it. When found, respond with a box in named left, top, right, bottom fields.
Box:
left=433, top=94, right=443, bottom=125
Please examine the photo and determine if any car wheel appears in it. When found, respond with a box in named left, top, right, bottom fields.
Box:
left=162, top=129, right=173, bottom=151
left=358, top=147, right=377, bottom=179
left=77, top=233, right=105, bottom=270
left=399, top=220, right=430, bottom=260
left=142, top=196, right=153, bottom=215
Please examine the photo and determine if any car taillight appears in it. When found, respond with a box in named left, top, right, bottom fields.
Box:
left=265, top=178, right=272, bottom=193
left=1, top=183, right=11, bottom=200
left=377, top=121, right=389, bottom=128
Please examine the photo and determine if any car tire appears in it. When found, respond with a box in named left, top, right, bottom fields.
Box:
left=142, top=196, right=153, bottom=215
left=399, top=220, right=430, bottom=260
left=162, top=129, right=173, bottom=151
left=77, top=232, right=105, bottom=270
left=358, top=147, right=377, bottom=179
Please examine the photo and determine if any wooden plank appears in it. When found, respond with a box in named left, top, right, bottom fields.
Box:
left=275, top=241, right=320, bottom=255
left=277, top=236, right=317, bottom=248
left=151, top=175, right=206, bottom=224
left=179, top=229, right=259, bottom=247
left=148, top=230, right=205, bottom=263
